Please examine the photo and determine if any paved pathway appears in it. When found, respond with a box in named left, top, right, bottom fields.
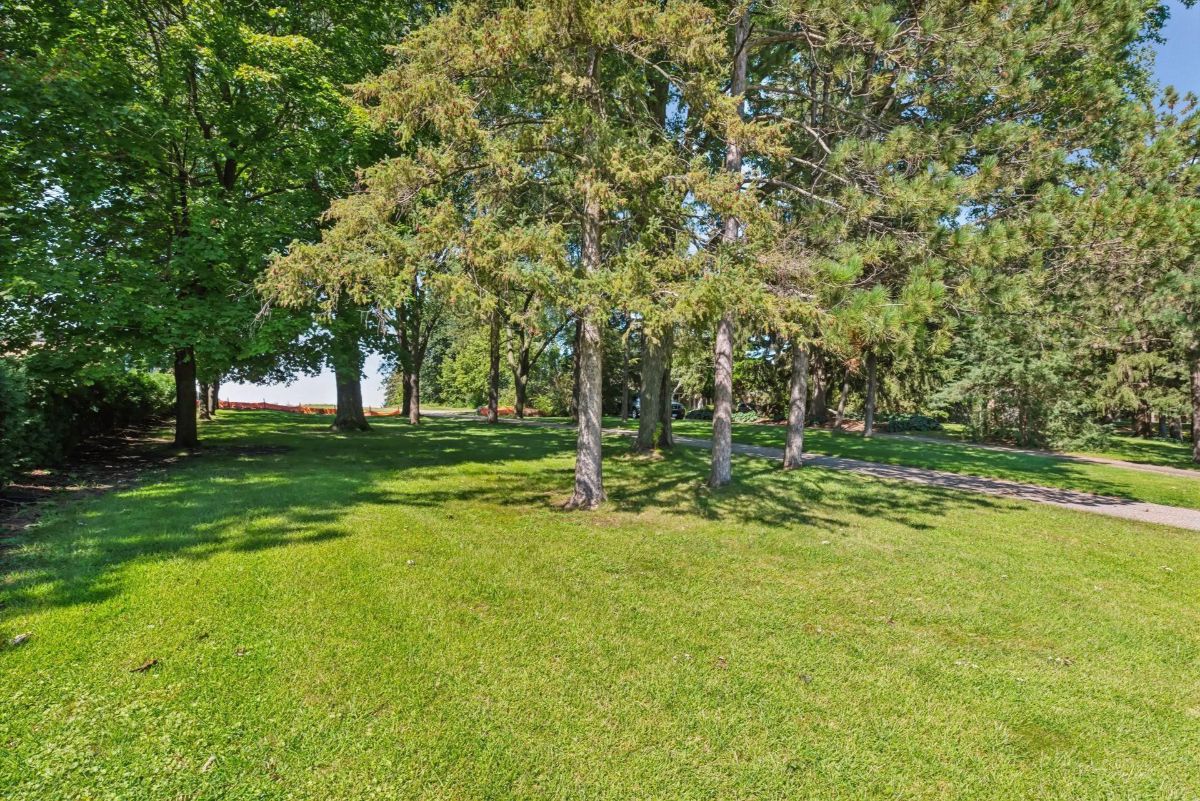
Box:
left=426, top=412, right=1200, bottom=532
left=881, top=432, right=1200, bottom=480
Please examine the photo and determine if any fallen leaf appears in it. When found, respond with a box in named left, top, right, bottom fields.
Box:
left=201, top=755, right=216, bottom=773
left=799, top=673, right=813, bottom=684
left=131, top=658, right=157, bottom=672
left=235, top=647, right=248, bottom=657
left=8, top=632, right=31, bottom=647
left=714, top=655, right=728, bottom=670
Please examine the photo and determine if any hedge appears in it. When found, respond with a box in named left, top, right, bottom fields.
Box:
left=0, top=359, right=173, bottom=487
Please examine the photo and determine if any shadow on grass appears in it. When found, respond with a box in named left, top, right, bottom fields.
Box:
left=0, top=412, right=999, bottom=624
left=638, top=421, right=1179, bottom=503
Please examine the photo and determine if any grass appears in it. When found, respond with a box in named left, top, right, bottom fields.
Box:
left=1074, top=433, right=1197, bottom=469
left=2, top=411, right=1199, bottom=799
left=594, top=417, right=1200, bottom=510
left=887, top=423, right=1197, bottom=470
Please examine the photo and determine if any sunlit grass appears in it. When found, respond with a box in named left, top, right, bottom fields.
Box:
left=1, top=411, right=1198, bottom=799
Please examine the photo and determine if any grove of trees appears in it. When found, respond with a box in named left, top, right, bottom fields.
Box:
left=5, top=0, right=1200, bottom=497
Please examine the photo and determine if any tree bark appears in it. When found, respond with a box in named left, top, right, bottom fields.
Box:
left=487, top=306, right=501, bottom=424
left=619, top=324, right=631, bottom=423
left=834, top=370, right=850, bottom=428
left=863, top=350, right=877, bottom=438
left=635, top=326, right=665, bottom=452
left=198, top=382, right=212, bottom=421
left=209, top=378, right=219, bottom=417
left=173, top=347, right=198, bottom=447
left=1191, top=351, right=1200, bottom=464
left=571, top=318, right=582, bottom=423
left=709, top=8, right=750, bottom=488
left=710, top=312, right=735, bottom=487
left=810, top=351, right=828, bottom=424
left=400, top=376, right=413, bottom=418
left=510, top=332, right=530, bottom=420
left=566, top=194, right=606, bottom=509
left=333, top=368, right=369, bottom=432
left=657, top=325, right=674, bottom=450
left=784, top=343, right=809, bottom=469
left=408, top=369, right=420, bottom=425
left=331, top=313, right=369, bottom=432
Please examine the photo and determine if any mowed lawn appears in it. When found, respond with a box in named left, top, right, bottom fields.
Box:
left=2, top=412, right=1199, bottom=800
left=600, top=418, right=1200, bottom=510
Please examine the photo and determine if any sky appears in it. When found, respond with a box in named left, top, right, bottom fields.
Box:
left=225, top=2, right=1200, bottom=407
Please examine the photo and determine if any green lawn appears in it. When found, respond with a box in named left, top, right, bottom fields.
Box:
left=890, top=424, right=1197, bottom=470
left=2, top=412, right=1199, bottom=799
left=1074, top=433, right=1197, bottom=469
left=599, top=418, right=1200, bottom=510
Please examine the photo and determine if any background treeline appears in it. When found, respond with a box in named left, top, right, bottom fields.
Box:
left=4, top=1, right=1199, bottom=502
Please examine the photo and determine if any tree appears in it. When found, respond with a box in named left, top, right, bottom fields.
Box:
left=350, top=0, right=735, bottom=508
left=3, top=0, right=416, bottom=446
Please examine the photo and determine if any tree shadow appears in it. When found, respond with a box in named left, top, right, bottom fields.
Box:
left=0, top=412, right=1023, bottom=630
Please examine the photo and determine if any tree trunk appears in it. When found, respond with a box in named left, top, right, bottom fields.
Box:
left=810, top=352, right=828, bottom=425
left=863, top=350, right=877, bottom=438
left=1134, top=402, right=1153, bottom=438
left=566, top=194, right=605, bottom=509
left=173, top=347, right=198, bottom=447
left=784, top=343, right=809, bottom=469
left=209, top=378, right=219, bottom=417
left=1191, top=351, right=1200, bottom=465
left=198, top=382, right=212, bottom=421
left=331, top=314, right=369, bottom=432
left=709, top=8, right=749, bottom=488
left=400, top=375, right=413, bottom=418
left=710, top=312, right=735, bottom=487
left=619, top=325, right=631, bottom=423
left=834, top=371, right=850, bottom=428
left=657, top=325, right=674, bottom=450
left=513, top=348, right=530, bottom=420
left=571, top=318, right=582, bottom=423
left=487, top=307, right=500, bottom=424
left=635, top=327, right=665, bottom=452
left=333, top=367, right=369, bottom=432
left=398, top=305, right=413, bottom=417
left=408, top=369, right=420, bottom=425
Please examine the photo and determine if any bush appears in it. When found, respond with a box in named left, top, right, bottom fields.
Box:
left=0, top=359, right=173, bottom=487
left=884, top=414, right=943, bottom=433
left=684, top=408, right=759, bottom=424
left=0, top=360, right=37, bottom=487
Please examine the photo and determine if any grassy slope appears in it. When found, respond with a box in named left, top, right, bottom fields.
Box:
left=599, top=418, right=1200, bottom=510
left=1, top=412, right=1198, bottom=800
left=898, top=424, right=1195, bottom=470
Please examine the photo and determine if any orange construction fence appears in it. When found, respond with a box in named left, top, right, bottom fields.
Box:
left=217, top=401, right=406, bottom=417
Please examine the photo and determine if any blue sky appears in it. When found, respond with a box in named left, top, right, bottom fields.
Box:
left=225, top=2, right=1200, bottom=406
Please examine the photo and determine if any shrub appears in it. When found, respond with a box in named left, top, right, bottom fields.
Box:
left=885, top=414, right=943, bottom=433
left=684, top=408, right=759, bottom=424
left=0, top=360, right=37, bottom=487
left=0, top=359, right=173, bottom=487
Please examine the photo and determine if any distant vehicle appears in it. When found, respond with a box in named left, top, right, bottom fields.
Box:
left=736, top=402, right=754, bottom=413
left=630, top=398, right=686, bottom=420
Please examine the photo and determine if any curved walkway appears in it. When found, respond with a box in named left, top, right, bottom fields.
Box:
left=426, top=412, right=1200, bottom=532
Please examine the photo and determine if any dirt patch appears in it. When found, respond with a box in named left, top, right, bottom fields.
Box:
left=0, top=424, right=182, bottom=537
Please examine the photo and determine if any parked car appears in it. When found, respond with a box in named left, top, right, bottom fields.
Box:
left=630, top=398, right=686, bottom=420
